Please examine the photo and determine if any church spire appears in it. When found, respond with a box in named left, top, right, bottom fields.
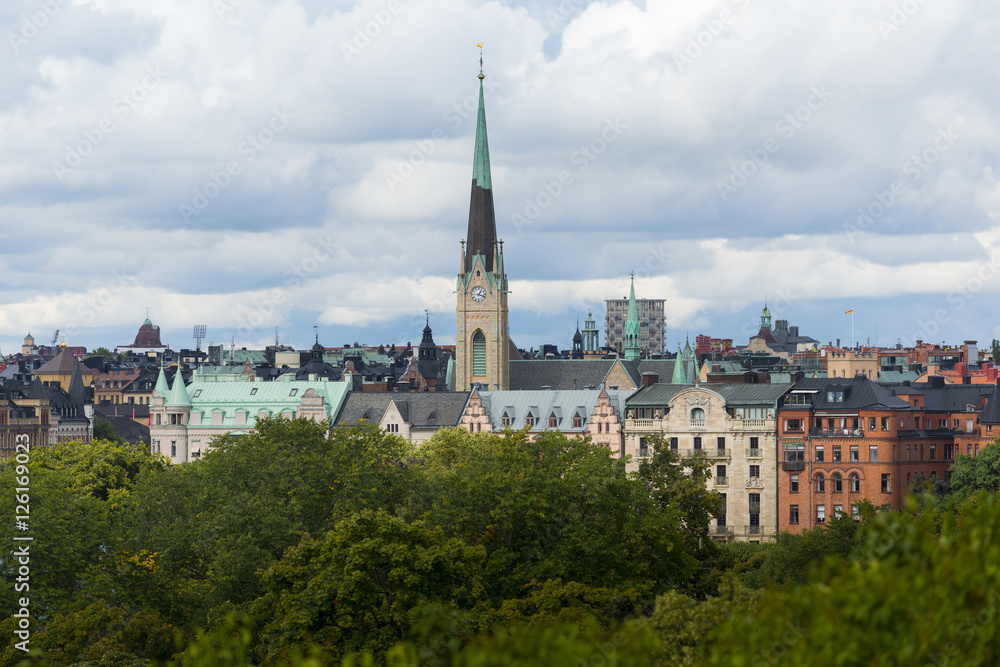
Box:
left=623, top=273, right=641, bottom=362
left=464, top=62, right=497, bottom=274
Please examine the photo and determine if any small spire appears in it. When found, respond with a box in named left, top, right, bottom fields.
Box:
left=477, top=42, right=485, bottom=79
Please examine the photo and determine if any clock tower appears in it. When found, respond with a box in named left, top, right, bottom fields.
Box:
left=455, top=66, right=509, bottom=391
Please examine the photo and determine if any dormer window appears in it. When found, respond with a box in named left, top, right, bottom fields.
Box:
left=526, top=414, right=536, bottom=427
left=548, top=414, right=558, bottom=428
left=501, top=412, right=511, bottom=427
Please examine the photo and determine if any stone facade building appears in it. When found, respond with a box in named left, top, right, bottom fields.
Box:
left=623, top=383, right=791, bottom=542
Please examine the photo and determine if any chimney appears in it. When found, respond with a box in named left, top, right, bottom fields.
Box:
left=641, top=372, right=659, bottom=388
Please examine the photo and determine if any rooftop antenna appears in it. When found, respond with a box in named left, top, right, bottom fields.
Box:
left=193, top=325, right=206, bottom=352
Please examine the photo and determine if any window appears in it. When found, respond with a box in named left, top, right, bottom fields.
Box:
left=881, top=417, right=889, bottom=431
left=816, top=474, right=825, bottom=493
left=833, top=473, right=843, bottom=493
left=472, top=330, right=486, bottom=376
left=572, top=415, right=583, bottom=428
left=881, top=474, right=890, bottom=493
left=250, top=387, right=258, bottom=395
left=526, top=414, right=536, bottom=427
left=691, top=408, right=705, bottom=421
left=669, top=437, right=678, bottom=451
left=716, top=465, right=727, bottom=483
left=639, top=437, right=649, bottom=458
left=833, top=445, right=842, bottom=462
left=746, top=464, right=758, bottom=479
left=900, top=418, right=905, bottom=428
left=966, top=419, right=974, bottom=432
left=851, top=504, right=859, bottom=519
left=850, top=444, right=859, bottom=461
left=785, top=418, right=803, bottom=432
left=693, top=437, right=702, bottom=450
left=289, top=388, right=298, bottom=397
left=717, top=437, right=726, bottom=451
left=750, top=436, right=759, bottom=452
left=850, top=473, right=860, bottom=492
left=784, top=443, right=804, bottom=462
left=869, top=417, right=876, bottom=431
left=790, top=474, right=799, bottom=492
left=171, top=442, right=176, bottom=457
left=834, top=504, right=844, bottom=516
left=789, top=504, right=799, bottom=524
left=815, top=445, right=824, bottom=462
left=501, top=413, right=511, bottom=427
left=930, top=444, right=936, bottom=460
left=548, top=414, right=558, bottom=428
left=869, top=445, right=878, bottom=462
left=718, top=492, right=727, bottom=527
left=816, top=504, right=826, bottom=523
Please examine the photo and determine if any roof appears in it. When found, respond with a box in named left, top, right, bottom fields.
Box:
left=336, top=392, right=471, bottom=429
left=509, top=358, right=641, bottom=391
left=788, top=377, right=911, bottom=410
left=982, top=386, right=1000, bottom=424
left=465, top=75, right=497, bottom=274
left=627, top=383, right=792, bottom=407
left=878, top=370, right=920, bottom=384
left=183, top=378, right=351, bottom=428
left=35, top=349, right=81, bottom=374
left=470, top=388, right=634, bottom=433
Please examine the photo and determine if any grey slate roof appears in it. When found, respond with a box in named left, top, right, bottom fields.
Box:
left=626, top=383, right=791, bottom=407
left=982, top=386, right=1000, bottom=424
left=788, top=377, right=911, bottom=410
left=335, top=392, right=471, bottom=429
left=509, top=359, right=620, bottom=390
left=470, top=388, right=634, bottom=433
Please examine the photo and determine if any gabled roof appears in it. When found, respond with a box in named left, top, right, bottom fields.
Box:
left=982, top=386, right=1000, bottom=424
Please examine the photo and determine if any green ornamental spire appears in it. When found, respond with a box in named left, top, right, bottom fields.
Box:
left=624, top=274, right=641, bottom=362
left=464, top=58, right=498, bottom=275
left=167, top=365, right=192, bottom=407
left=154, top=358, right=170, bottom=398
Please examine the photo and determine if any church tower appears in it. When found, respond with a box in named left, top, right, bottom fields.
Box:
left=456, top=61, right=510, bottom=391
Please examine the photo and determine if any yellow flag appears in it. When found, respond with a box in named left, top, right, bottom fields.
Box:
left=845, top=309, right=854, bottom=314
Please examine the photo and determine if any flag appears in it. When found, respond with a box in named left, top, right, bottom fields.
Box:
left=845, top=309, right=854, bottom=314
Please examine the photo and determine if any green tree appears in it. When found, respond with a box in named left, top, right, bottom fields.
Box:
left=709, top=494, right=1000, bottom=666
left=256, top=509, right=486, bottom=660
left=635, top=435, right=724, bottom=552
left=122, top=418, right=416, bottom=628
left=413, top=428, right=693, bottom=604
left=991, top=338, right=1000, bottom=364
left=950, top=438, right=1000, bottom=498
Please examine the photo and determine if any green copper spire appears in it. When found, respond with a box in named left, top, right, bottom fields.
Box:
left=671, top=344, right=687, bottom=383
left=167, top=365, right=192, bottom=407
left=623, top=274, right=641, bottom=362
left=465, top=68, right=498, bottom=274
left=154, top=357, right=169, bottom=398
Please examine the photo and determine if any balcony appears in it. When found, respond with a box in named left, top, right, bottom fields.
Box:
left=714, top=476, right=729, bottom=486
left=690, top=419, right=706, bottom=427
left=716, top=448, right=729, bottom=458
left=749, top=502, right=761, bottom=511
left=782, top=461, right=806, bottom=472
left=748, top=525, right=762, bottom=535
left=712, top=525, right=733, bottom=535
left=810, top=427, right=864, bottom=438
left=627, top=419, right=659, bottom=430
left=748, top=448, right=761, bottom=458
left=739, top=419, right=771, bottom=429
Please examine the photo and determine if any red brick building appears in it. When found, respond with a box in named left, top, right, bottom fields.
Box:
left=777, top=377, right=1000, bottom=532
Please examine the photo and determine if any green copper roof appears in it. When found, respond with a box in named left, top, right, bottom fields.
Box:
left=167, top=369, right=192, bottom=407
left=671, top=345, right=687, bottom=384
left=154, top=363, right=170, bottom=397
left=472, top=78, right=492, bottom=190
left=624, top=276, right=641, bottom=361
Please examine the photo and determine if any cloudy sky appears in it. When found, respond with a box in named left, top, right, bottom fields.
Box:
left=2, top=0, right=999, bottom=356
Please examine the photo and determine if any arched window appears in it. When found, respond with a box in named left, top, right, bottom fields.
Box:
left=691, top=408, right=705, bottom=421
left=833, top=473, right=843, bottom=493
left=816, top=473, right=825, bottom=493
left=472, top=330, right=486, bottom=377
left=850, top=473, right=860, bottom=493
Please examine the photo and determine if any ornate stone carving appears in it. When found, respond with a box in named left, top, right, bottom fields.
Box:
left=746, top=478, right=765, bottom=489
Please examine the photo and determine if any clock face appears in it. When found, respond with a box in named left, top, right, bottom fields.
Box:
left=471, top=286, right=487, bottom=302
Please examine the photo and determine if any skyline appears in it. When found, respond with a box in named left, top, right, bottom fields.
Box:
left=2, top=0, right=999, bottom=354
